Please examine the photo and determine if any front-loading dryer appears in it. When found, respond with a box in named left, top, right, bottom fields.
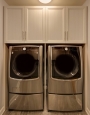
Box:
left=8, top=45, right=43, bottom=111
left=48, top=45, right=83, bottom=112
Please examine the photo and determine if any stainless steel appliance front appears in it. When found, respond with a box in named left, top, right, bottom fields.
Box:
left=9, top=94, right=43, bottom=110
left=48, top=94, right=82, bottom=111
left=8, top=45, right=43, bottom=110
left=47, top=45, right=83, bottom=112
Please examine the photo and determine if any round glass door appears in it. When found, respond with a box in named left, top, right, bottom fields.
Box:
left=12, top=54, right=37, bottom=77
left=54, top=54, right=79, bottom=78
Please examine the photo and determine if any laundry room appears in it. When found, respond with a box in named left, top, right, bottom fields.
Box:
left=0, top=0, right=90, bottom=115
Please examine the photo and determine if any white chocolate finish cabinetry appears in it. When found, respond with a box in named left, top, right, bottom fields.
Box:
left=4, top=6, right=45, bottom=43
left=4, top=6, right=87, bottom=43
left=46, top=6, right=87, bottom=43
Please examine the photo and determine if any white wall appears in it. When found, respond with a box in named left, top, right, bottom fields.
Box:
left=83, top=0, right=90, bottom=114
left=0, top=0, right=8, bottom=113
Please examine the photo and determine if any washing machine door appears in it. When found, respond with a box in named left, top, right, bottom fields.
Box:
left=12, top=53, right=37, bottom=78
left=54, top=53, right=79, bottom=78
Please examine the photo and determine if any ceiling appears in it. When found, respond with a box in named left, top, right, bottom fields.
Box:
left=4, top=0, right=86, bottom=6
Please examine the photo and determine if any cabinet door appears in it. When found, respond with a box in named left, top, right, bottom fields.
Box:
left=4, top=7, right=25, bottom=43
left=66, top=6, right=87, bottom=43
left=46, top=7, right=65, bottom=43
left=25, top=7, right=45, bottom=43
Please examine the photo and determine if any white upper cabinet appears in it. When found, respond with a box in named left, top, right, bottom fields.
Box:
left=25, top=7, right=45, bottom=43
left=66, top=6, right=87, bottom=43
left=46, top=6, right=87, bottom=43
left=4, top=6, right=87, bottom=43
left=4, top=6, right=45, bottom=43
left=46, top=7, right=65, bottom=43
left=4, top=7, right=25, bottom=43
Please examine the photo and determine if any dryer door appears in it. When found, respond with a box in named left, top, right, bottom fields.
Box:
left=54, top=53, right=79, bottom=78
left=12, top=53, right=37, bottom=78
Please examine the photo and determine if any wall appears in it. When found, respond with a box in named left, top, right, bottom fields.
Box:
left=83, top=0, right=90, bottom=114
left=0, top=0, right=8, bottom=114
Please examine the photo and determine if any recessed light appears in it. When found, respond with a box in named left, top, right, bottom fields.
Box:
left=39, top=0, right=52, bottom=4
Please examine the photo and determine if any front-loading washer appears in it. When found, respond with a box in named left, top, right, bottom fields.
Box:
left=47, top=45, right=83, bottom=112
left=8, top=45, right=43, bottom=111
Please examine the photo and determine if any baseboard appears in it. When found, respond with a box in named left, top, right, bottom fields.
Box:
left=86, top=108, right=90, bottom=115
left=0, top=106, right=5, bottom=115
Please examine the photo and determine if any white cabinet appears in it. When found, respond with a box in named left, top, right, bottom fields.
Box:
left=46, top=6, right=87, bottom=43
left=4, top=7, right=24, bottom=43
left=66, top=6, right=87, bottom=43
left=4, top=6, right=87, bottom=43
left=46, top=7, right=65, bottom=43
left=4, top=6, right=45, bottom=43
left=25, top=7, right=45, bottom=43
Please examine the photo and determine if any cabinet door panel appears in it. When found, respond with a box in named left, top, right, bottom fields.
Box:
left=46, top=7, right=65, bottom=43
left=4, top=7, right=24, bottom=43
left=67, top=7, right=87, bottom=43
left=25, top=7, right=45, bottom=43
